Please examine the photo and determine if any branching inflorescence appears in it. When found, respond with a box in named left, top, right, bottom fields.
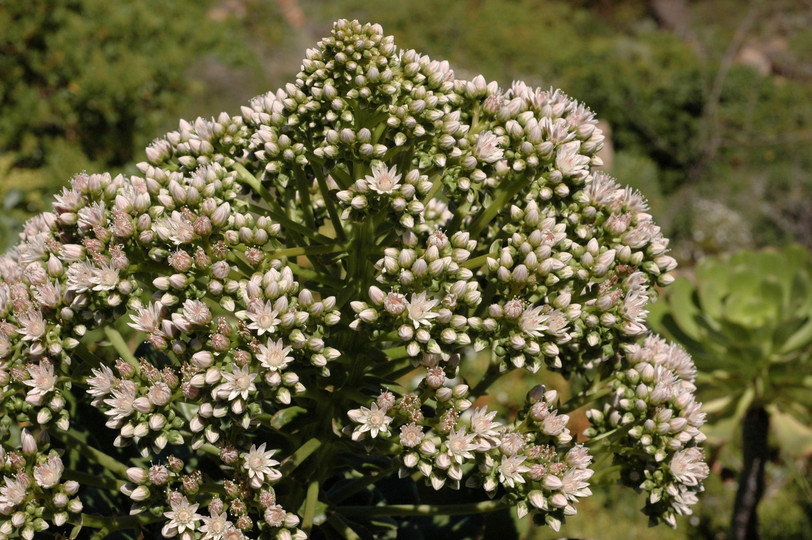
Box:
left=0, top=20, right=707, bottom=539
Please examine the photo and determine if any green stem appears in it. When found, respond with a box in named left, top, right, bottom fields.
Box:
left=279, top=437, right=322, bottom=475
left=461, top=253, right=491, bottom=270
left=103, top=327, right=138, bottom=369
left=302, top=479, right=320, bottom=533
left=336, top=499, right=510, bottom=517
left=328, top=463, right=399, bottom=504
left=560, top=384, right=613, bottom=414
left=49, top=428, right=129, bottom=477
left=71, top=512, right=163, bottom=533
left=467, top=175, right=528, bottom=237
left=292, top=165, right=316, bottom=230
left=326, top=514, right=362, bottom=540
left=233, top=161, right=275, bottom=206
left=63, top=468, right=124, bottom=491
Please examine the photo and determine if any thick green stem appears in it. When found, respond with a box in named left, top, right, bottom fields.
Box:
left=302, top=479, right=320, bottom=533
left=467, top=175, right=528, bottom=237
left=279, top=437, right=322, bottom=476
left=336, top=499, right=510, bottom=517
left=62, top=468, right=124, bottom=491
left=50, top=428, right=129, bottom=477
left=103, top=327, right=138, bottom=369
left=560, top=384, right=613, bottom=414
left=71, top=512, right=163, bottom=533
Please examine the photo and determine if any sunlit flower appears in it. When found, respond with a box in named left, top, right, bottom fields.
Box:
left=23, top=360, right=57, bottom=405
left=348, top=403, right=393, bottom=440
left=34, top=455, right=64, bottom=489
left=243, top=443, right=282, bottom=488
left=245, top=300, right=280, bottom=335
left=498, top=455, right=530, bottom=488
left=257, top=338, right=294, bottom=372
left=406, top=292, right=439, bottom=329
left=366, top=163, right=401, bottom=194
left=162, top=496, right=202, bottom=538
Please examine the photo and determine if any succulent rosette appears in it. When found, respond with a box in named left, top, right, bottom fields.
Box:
left=0, top=20, right=705, bottom=539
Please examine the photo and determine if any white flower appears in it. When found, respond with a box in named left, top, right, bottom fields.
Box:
left=87, top=364, right=116, bottom=398
left=245, top=300, right=280, bottom=335
left=90, top=262, right=120, bottom=291
left=559, top=467, right=593, bottom=500
left=0, top=474, right=28, bottom=511
left=406, top=292, right=439, bottom=329
left=216, top=365, right=257, bottom=401
left=17, top=311, right=46, bottom=341
left=555, top=140, right=590, bottom=178
left=669, top=448, right=708, bottom=487
left=33, top=455, right=64, bottom=489
left=200, top=511, right=233, bottom=540
left=347, top=403, right=393, bottom=440
left=498, top=455, right=530, bottom=488
left=103, top=380, right=137, bottom=423
left=399, top=423, right=424, bottom=448
left=383, top=292, right=407, bottom=315
left=243, top=443, right=282, bottom=489
left=156, top=212, right=195, bottom=245
left=474, top=131, right=503, bottom=163
left=468, top=407, right=501, bottom=448
left=519, top=305, right=548, bottom=337
left=182, top=299, right=212, bottom=326
left=23, top=361, right=57, bottom=405
left=162, top=496, right=202, bottom=538
left=366, top=163, right=401, bottom=194
left=257, top=338, right=294, bottom=372
left=444, top=428, right=477, bottom=464
left=128, top=302, right=163, bottom=333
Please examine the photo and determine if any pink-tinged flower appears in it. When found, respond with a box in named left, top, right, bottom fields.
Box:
left=474, top=131, right=503, bottom=163
left=399, top=423, right=424, bottom=448
left=669, top=448, right=708, bottom=487
left=498, top=454, right=530, bottom=488
left=162, top=496, right=202, bottom=537
left=519, top=305, right=548, bottom=337
left=406, top=292, right=439, bottom=329
left=347, top=403, right=393, bottom=440
left=468, top=407, right=501, bottom=448
left=555, top=140, right=590, bottom=178
left=23, top=360, right=57, bottom=405
left=16, top=311, right=46, bottom=341
left=33, top=455, right=64, bottom=489
left=156, top=212, right=195, bottom=245
left=215, top=365, right=257, bottom=401
left=103, top=380, right=137, bottom=423
left=128, top=302, right=163, bottom=333
left=443, top=428, right=477, bottom=464
left=87, top=364, right=116, bottom=398
left=365, top=163, right=402, bottom=194
left=383, top=292, right=407, bottom=315
left=0, top=474, right=28, bottom=512
left=242, top=443, right=282, bottom=489
left=182, top=299, right=212, bottom=325
left=200, top=511, right=233, bottom=540
left=256, top=338, right=294, bottom=372
left=245, top=300, right=280, bottom=335
left=90, top=262, right=120, bottom=291
left=559, top=466, right=593, bottom=500
left=65, top=261, right=95, bottom=293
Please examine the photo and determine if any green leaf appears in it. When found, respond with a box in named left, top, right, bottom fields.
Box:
left=767, top=405, right=812, bottom=458
left=271, top=406, right=308, bottom=430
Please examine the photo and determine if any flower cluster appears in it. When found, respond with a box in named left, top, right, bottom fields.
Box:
left=0, top=19, right=706, bottom=538
left=0, top=430, right=82, bottom=540
left=586, top=336, right=707, bottom=526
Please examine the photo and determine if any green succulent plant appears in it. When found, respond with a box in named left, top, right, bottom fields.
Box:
left=649, top=245, right=812, bottom=539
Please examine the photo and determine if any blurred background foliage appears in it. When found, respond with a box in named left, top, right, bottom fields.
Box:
left=1, top=0, right=811, bottom=537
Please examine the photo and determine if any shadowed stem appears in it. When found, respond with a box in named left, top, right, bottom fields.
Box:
left=336, top=499, right=510, bottom=517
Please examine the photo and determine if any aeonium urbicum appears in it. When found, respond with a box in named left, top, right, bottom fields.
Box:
left=0, top=19, right=706, bottom=539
